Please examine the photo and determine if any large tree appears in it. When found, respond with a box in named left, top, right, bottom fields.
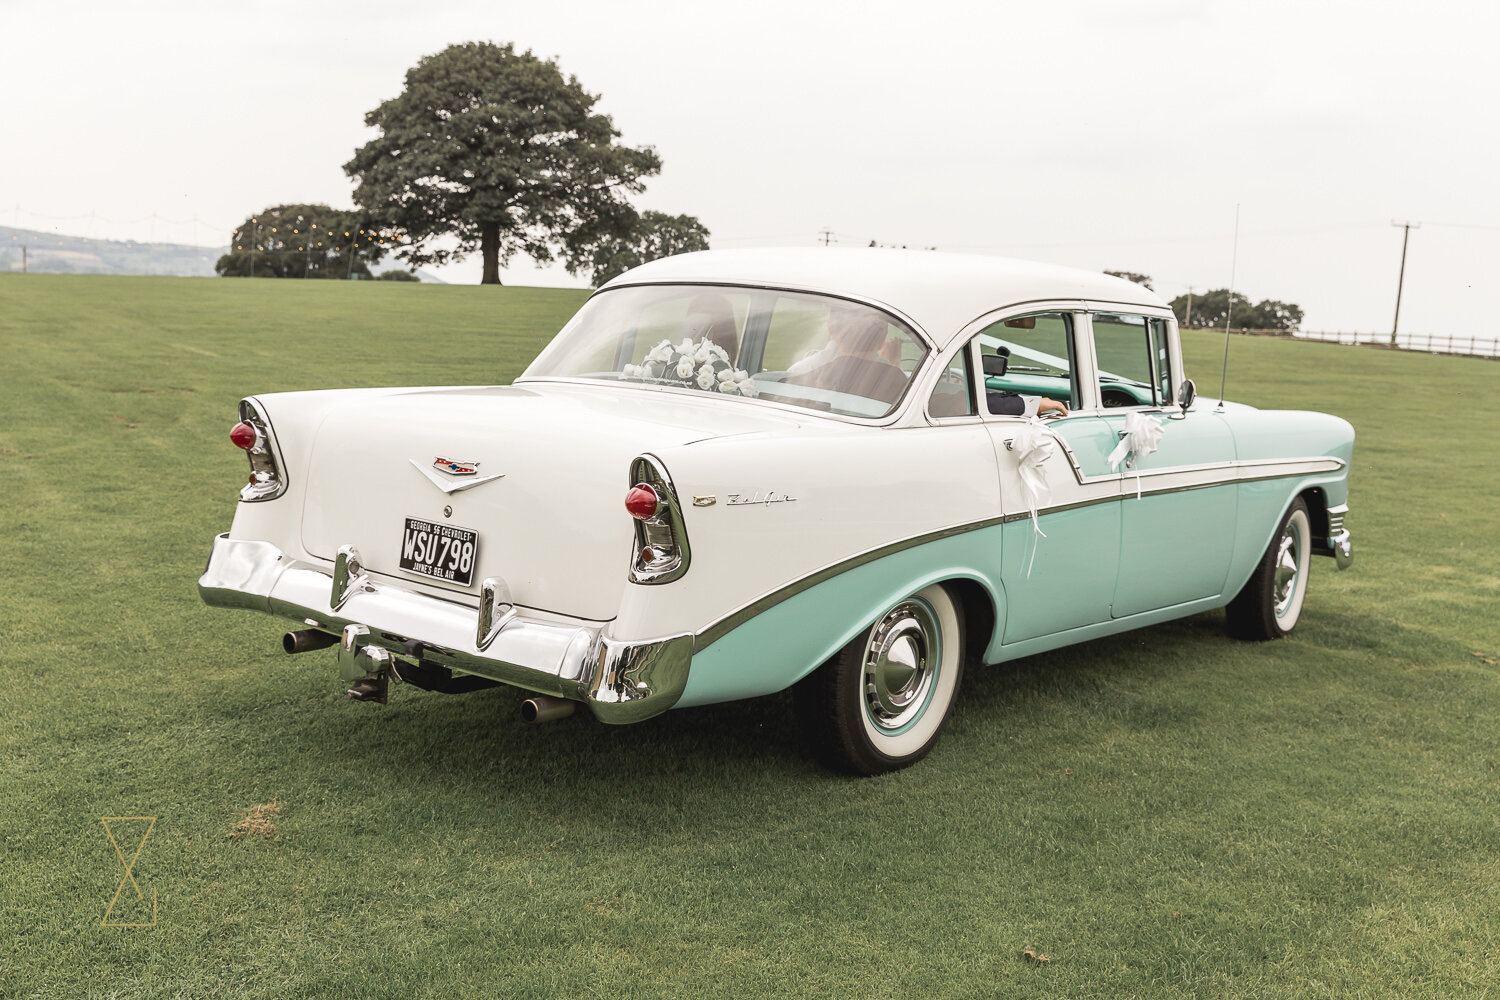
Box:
left=215, top=204, right=391, bottom=279
left=1170, top=289, right=1304, bottom=331
left=344, top=41, right=661, bottom=285
left=566, top=209, right=710, bottom=287
left=1104, top=270, right=1153, bottom=289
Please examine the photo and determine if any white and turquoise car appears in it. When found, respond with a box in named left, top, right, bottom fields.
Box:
left=199, top=249, right=1354, bottom=774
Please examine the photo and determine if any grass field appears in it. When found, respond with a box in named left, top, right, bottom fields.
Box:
left=2, top=274, right=1498, bottom=999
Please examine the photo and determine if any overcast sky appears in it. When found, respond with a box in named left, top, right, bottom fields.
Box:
left=3, top=0, right=1496, bottom=336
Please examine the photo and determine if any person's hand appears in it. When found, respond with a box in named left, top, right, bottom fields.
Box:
left=1038, top=397, right=1069, bottom=417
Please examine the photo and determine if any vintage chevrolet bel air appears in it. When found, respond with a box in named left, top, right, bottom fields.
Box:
left=198, top=249, right=1354, bottom=773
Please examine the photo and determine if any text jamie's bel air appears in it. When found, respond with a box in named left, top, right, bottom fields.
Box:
left=199, top=249, right=1354, bottom=774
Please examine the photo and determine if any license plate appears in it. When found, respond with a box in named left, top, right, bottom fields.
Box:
left=399, top=517, right=479, bottom=586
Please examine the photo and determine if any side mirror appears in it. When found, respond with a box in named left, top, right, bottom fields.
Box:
left=982, top=348, right=1011, bottom=378
left=1177, top=378, right=1196, bottom=410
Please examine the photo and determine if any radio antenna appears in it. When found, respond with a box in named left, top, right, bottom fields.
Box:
left=1215, top=203, right=1241, bottom=411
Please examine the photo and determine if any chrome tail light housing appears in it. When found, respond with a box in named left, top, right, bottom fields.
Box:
left=234, top=398, right=287, bottom=502
left=626, top=454, right=691, bottom=584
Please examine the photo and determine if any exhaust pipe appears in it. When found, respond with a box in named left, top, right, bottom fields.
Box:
left=521, top=695, right=576, bottom=724
left=283, top=629, right=340, bottom=654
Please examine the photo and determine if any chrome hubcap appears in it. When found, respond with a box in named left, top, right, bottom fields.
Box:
left=863, top=600, right=940, bottom=733
left=1273, top=520, right=1302, bottom=617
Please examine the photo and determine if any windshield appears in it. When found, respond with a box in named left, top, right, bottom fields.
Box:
left=523, top=284, right=929, bottom=418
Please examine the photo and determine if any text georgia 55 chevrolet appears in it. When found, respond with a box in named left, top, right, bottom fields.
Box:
left=199, top=248, right=1354, bottom=774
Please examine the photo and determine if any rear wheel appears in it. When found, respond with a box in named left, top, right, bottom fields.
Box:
left=1227, top=497, right=1311, bottom=640
left=800, top=584, right=965, bottom=775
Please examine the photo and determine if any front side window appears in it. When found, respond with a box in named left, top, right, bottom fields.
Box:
left=524, top=285, right=928, bottom=418
left=974, top=312, right=1077, bottom=415
left=1093, top=313, right=1166, bottom=407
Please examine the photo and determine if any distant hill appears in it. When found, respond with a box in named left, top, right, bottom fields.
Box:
left=0, top=225, right=443, bottom=282
left=1, top=225, right=223, bottom=277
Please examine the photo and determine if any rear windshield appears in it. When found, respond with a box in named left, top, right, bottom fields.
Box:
left=522, top=284, right=929, bottom=418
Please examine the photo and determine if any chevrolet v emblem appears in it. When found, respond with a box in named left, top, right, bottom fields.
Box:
left=433, top=457, right=479, bottom=476
left=410, top=459, right=505, bottom=494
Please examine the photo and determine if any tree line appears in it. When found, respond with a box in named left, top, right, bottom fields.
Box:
left=1105, top=272, right=1303, bottom=331
left=218, top=42, right=708, bottom=285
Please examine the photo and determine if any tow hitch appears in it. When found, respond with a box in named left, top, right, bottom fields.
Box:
left=338, top=624, right=395, bottom=703
left=318, top=623, right=503, bottom=704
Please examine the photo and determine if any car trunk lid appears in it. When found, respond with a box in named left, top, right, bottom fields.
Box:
left=299, top=382, right=804, bottom=620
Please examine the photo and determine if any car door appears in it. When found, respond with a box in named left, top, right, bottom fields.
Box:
left=964, top=311, right=1125, bottom=643
left=1085, top=312, right=1238, bottom=617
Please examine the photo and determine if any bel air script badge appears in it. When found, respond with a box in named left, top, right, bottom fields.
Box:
left=726, top=491, right=798, bottom=506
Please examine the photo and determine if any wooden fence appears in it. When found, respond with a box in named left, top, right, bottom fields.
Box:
left=1183, top=327, right=1499, bottom=360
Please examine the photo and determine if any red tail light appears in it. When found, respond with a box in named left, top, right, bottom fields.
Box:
left=626, top=457, right=691, bottom=585
left=232, top=400, right=286, bottom=502
left=625, top=484, right=660, bottom=520
left=230, top=421, right=259, bottom=450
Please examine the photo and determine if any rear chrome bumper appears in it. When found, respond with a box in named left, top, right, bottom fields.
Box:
left=197, top=533, right=690, bottom=724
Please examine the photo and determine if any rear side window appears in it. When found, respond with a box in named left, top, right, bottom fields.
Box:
left=1094, top=313, right=1166, bottom=407
left=926, top=346, right=976, bottom=417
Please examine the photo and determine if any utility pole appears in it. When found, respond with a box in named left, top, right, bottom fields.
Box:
left=1185, top=286, right=1194, bottom=328
left=21, top=245, right=27, bottom=273
left=1390, top=220, right=1420, bottom=347
left=818, top=228, right=835, bottom=247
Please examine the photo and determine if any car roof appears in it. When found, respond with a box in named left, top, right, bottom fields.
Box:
left=601, top=247, right=1171, bottom=345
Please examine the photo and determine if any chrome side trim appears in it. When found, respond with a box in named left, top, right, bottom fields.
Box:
left=198, top=534, right=689, bottom=723
left=694, top=459, right=1350, bottom=649
left=997, top=494, right=1119, bottom=524
left=995, top=429, right=1346, bottom=489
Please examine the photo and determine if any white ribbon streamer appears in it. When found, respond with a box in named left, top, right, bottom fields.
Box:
left=1107, top=410, right=1165, bottom=498
left=1009, top=418, right=1054, bottom=578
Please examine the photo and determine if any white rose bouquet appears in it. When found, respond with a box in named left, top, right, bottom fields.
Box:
left=622, top=338, right=759, bottom=398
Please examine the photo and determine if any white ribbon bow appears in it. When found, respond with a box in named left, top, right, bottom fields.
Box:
left=1107, top=410, right=1165, bottom=498
left=1009, top=417, right=1055, bottom=577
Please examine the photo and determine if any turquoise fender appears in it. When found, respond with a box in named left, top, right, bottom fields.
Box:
left=678, top=529, right=1005, bottom=708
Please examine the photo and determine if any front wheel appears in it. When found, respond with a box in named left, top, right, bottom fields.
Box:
left=1226, top=497, right=1311, bottom=640
left=799, top=584, right=965, bottom=775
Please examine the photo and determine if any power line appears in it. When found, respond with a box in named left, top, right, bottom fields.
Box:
left=1423, top=220, right=1500, bottom=231
left=936, top=221, right=1386, bottom=253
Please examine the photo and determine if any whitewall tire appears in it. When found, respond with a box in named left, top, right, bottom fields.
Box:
left=801, top=583, right=965, bottom=775
left=1227, top=497, right=1312, bottom=640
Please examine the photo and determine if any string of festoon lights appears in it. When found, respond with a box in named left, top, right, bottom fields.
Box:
left=231, top=220, right=410, bottom=255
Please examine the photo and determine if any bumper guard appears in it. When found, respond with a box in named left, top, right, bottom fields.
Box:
left=197, top=533, right=690, bottom=724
